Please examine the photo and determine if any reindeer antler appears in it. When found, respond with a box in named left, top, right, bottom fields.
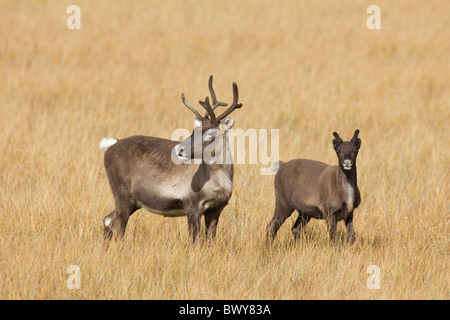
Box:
left=199, top=75, right=228, bottom=120
left=215, top=82, right=242, bottom=124
left=199, top=97, right=217, bottom=123
left=181, top=93, right=204, bottom=121
left=207, top=75, right=228, bottom=110
left=181, top=75, right=242, bottom=125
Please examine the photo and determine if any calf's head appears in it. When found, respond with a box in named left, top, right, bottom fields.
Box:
left=332, top=129, right=361, bottom=171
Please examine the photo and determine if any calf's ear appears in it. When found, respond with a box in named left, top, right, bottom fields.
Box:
left=332, top=132, right=343, bottom=149
left=351, top=129, right=361, bottom=150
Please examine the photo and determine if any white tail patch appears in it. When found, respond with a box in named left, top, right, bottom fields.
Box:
left=271, top=161, right=284, bottom=173
left=99, top=138, right=118, bottom=150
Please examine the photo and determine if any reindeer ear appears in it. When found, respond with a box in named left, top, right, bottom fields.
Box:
left=354, top=138, right=361, bottom=149
left=351, top=129, right=360, bottom=140
left=332, top=132, right=343, bottom=149
left=220, top=117, right=234, bottom=131
left=194, top=117, right=202, bottom=128
left=351, top=129, right=361, bottom=149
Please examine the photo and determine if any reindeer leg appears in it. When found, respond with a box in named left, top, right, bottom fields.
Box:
left=204, top=205, right=225, bottom=241
left=187, top=212, right=202, bottom=244
left=103, top=211, right=115, bottom=242
left=266, top=201, right=294, bottom=245
left=291, top=211, right=311, bottom=242
left=345, top=211, right=355, bottom=244
left=103, top=165, right=139, bottom=247
left=326, top=213, right=338, bottom=243
left=103, top=204, right=136, bottom=244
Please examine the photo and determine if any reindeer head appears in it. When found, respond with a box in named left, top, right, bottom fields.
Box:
left=173, top=75, right=242, bottom=163
left=332, top=129, right=361, bottom=171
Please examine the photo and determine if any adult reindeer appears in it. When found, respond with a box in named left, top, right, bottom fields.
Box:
left=99, top=76, right=242, bottom=244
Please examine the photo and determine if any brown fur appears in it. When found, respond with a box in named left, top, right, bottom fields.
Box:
left=102, top=76, right=242, bottom=245
left=266, top=130, right=361, bottom=244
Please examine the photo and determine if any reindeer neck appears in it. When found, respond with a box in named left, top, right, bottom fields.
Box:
left=203, top=135, right=234, bottom=178
left=342, top=165, right=357, bottom=188
left=206, top=161, right=234, bottom=179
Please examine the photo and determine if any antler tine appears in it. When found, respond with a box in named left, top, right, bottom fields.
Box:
left=215, top=82, right=242, bottom=123
left=198, top=96, right=216, bottom=122
left=181, top=93, right=204, bottom=121
left=200, top=75, right=228, bottom=119
left=208, top=75, right=228, bottom=110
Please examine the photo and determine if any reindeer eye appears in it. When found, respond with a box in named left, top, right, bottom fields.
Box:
left=336, top=150, right=341, bottom=154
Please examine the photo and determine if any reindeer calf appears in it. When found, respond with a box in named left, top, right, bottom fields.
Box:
left=266, top=130, right=361, bottom=244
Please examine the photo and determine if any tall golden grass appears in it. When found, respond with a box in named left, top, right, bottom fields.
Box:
left=0, top=0, right=448, bottom=299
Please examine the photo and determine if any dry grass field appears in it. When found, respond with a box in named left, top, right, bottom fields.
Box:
left=0, top=0, right=448, bottom=300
